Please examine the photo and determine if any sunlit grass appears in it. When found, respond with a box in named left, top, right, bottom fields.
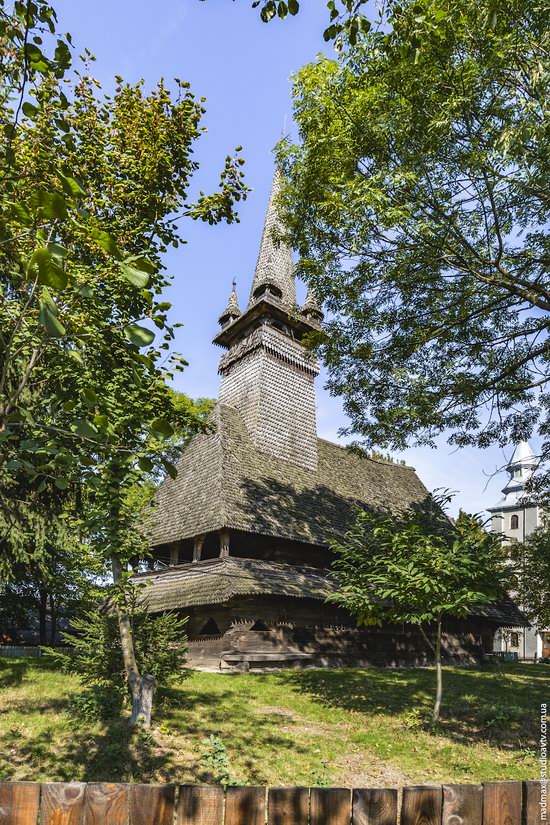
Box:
left=0, top=657, right=546, bottom=785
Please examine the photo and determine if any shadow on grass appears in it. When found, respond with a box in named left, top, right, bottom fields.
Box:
left=275, top=663, right=549, bottom=751
left=0, top=658, right=32, bottom=688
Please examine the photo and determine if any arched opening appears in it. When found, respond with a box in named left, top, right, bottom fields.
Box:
left=250, top=620, right=268, bottom=631
left=510, top=514, right=519, bottom=530
left=199, top=618, right=221, bottom=635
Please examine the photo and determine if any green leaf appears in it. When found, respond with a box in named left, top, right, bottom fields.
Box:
left=57, top=171, right=86, bottom=198
left=27, top=247, right=68, bottom=291
left=22, top=101, right=38, bottom=119
left=138, top=456, right=154, bottom=472
left=150, top=418, right=174, bottom=438
left=288, top=0, right=299, bottom=14
left=120, top=262, right=149, bottom=288
left=124, top=323, right=155, bottom=347
left=39, top=300, right=66, bottom=337
left=54, top=477, right=70, bottom=490
left=71, top=418, right=99, bottom=439
left=162, top=459, right=178, bottom=479
left=124, top=255, right=157, bottom=274
left=90, top=227, right=123, bottom=260
left=8, top=201, right=32, bottom=225
left=28, top=189, right=68, bottom=220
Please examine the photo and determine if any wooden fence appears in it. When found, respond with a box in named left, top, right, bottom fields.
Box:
left=0, top=781, right=545, bottom=825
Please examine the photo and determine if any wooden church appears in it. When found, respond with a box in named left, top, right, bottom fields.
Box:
left=138, top=167, right=524, bottom=670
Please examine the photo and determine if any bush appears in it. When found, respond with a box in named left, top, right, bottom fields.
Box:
left=46, top=588, right=188, bottom=720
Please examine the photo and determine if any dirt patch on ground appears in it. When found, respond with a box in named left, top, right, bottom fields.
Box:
left=335, top=749, right=412, bottom=789
left=255, top=705, right=411, bottom=787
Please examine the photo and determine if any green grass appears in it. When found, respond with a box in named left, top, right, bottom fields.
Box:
left=0, top=658, right=547, bottom=786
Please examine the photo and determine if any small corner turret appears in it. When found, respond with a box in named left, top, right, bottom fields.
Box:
left=218, top=279, right=241, bottom=329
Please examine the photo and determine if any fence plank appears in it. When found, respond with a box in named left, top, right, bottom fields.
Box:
left=268, top=787, right=309, bottom=825
left=352, top=788, right=397, bottom=825
left=483, top=782, right=522, bottom=825
left=310, top=788, right=351, bottom=825
left=41, top=783, right=86, bottom=825
left=129, top=785, right=174, bottom=825
left=523, top=782, right=544, bottom=825
left=442, top=784, right=482, bottom=825
left=84, top=784, right=128, bottom=825
left=177, top=786, right=224, bottom=825
left=401, top=786, right=442, bottom=825
left=225, top=787, right=265, bottom=825
left=0, top=783, right=40, bottom=825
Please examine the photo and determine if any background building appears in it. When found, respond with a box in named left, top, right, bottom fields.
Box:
left=487, top=441, right=549, bottom=659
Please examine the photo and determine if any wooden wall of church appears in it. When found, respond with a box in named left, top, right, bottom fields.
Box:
left=182, top=596, right=492, bottom=669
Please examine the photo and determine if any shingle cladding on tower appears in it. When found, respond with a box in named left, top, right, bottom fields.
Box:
left=248, top=167, right=296, bottom=306
left=148, top=402, right=430, bottom=548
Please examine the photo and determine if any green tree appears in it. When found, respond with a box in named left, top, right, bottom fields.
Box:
left=0, top=514, right=102, bottom=645
left=1, top=0, right=246, bottom=724
left=329, top=494, right=512, bottom=722
left=512, top=520, right=550, bottom=633
left=278, top=0, right=549, bottom=488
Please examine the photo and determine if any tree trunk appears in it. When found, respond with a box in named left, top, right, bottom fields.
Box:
left=38, top=589, right=47, bottom=646
left=49, top=594, right=57, bottom=644
left=431, top=615, right=443, bottom=724
left=111, top=555, right=155, bottom=727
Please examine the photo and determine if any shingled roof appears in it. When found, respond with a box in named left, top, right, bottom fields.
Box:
left=147, top=403, right=429, bottom=548
left=134, top=557, right=527, bottom=626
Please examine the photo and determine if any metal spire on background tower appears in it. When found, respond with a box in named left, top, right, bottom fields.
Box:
left=248, top=166, right=296, bottom=308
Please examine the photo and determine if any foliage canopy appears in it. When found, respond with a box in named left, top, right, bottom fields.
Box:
left=279, top=0, right=549, bottom=485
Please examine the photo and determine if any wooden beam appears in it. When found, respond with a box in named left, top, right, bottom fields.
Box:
left=193, top=535, right=205, bottom=562
left=219, top=529, right=230, bottom=558
left=169, top=543, right=179, bottom=566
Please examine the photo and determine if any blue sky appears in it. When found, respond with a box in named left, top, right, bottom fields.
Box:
left=53, top=0, right=536, bottom=516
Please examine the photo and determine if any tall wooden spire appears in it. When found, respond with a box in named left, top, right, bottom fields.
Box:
left=248, top=167, right=296, bottom=307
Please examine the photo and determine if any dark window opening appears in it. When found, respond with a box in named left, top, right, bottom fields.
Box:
left=199, top=618, right=221, bottom=635
left=250, top=620, right=268, bottom=631
left=510, top=632, right=520, bottom=647
left=510, top=514, right=519, bottom=530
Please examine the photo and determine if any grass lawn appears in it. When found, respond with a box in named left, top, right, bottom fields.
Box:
left=0, top=657, right=547, bottom=786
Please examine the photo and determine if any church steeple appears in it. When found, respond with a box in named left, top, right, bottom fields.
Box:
left=213, top=163, right=322, bottom=471
left=500, top=441, right=538, bottom=504
left=248, top=167, right=296, bottom=307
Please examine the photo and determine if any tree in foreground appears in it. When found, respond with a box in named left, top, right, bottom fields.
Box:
left=329, top=495, right=512, bottom=722
left=1, top=0, right=246, bottom=724
left=279, top=0, right=549, bottom=489
left=512, top=520, right=550, bottom=642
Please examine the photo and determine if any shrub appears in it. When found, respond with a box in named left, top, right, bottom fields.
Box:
left=46, top=589, right=188, bottom=720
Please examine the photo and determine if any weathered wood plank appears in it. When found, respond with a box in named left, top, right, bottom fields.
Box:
left=401, top=786, right=442, bottom=825
left=0, top=783, right=40, bottom=825
left=523, top=781, right=544, bottom=825
left=442, top=784, right=482, bottom=825
left=310, top=788, right=351, bottom=825
left=129, top=785, right=174, bottom=825
left=268, top=787, right=309, bottom=825
left=483, top=782, right=522, bottom=825
left=84, top=783, right=128, bottom=825
left=177, top=786, right=224, bottom=825
left=352, top=788, right=397, bottom=825
left=225, top=787, right=265, bottom=825
left=41, top=783, right=86, bottom=825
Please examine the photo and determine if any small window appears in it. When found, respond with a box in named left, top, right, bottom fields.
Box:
left=510, top=632, right=520, bottom=648
left=510, top=514, right=519, bottom=530
left=199, top=618, right=221, bottom=635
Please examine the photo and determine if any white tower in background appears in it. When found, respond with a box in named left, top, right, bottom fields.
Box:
left=487, top=441, right=548, bottom=660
